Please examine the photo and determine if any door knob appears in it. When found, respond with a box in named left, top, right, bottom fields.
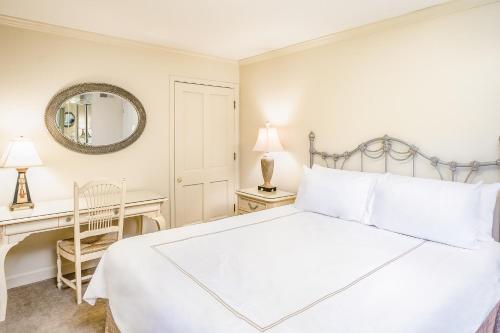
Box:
left=177, top=177, right=183, bottom=183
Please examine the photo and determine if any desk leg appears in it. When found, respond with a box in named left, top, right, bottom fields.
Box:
left=140, top=216, right=145, bottom=235
left=143, top=212, right=167, bottom=231
left=151, top=215, right=167, bottom=230
left=0, top=241, right=21, bottom=322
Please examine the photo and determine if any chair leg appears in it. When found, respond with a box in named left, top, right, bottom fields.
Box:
left=75, top=259, right=82, bottom=304
left=56, top=242, right=62, bottom=290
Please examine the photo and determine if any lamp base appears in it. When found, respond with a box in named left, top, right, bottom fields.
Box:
left=9, top=202, right=34, bottom=211
left=258, top=185, right=277, bottom=192
left=9, top=168, right=35, bottom=211
left=258, top=155, right=277, bottom=192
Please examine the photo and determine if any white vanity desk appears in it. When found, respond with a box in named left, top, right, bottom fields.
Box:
left=0, top=190, right=168, bottom=321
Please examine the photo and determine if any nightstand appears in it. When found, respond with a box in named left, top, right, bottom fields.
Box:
left=235, top=187, right=296, bottom=215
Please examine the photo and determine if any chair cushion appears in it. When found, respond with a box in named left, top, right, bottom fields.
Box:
left=58, top=235, right=116, bottom=255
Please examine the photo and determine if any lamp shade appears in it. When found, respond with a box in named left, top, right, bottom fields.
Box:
left=0, top=137, right=43, bottom=168
left=253, top=125, right=284, bottom=153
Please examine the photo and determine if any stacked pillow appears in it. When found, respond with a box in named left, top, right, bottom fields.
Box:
left=478, top=183, right=500, bottom=241
left=369, top=174, right=481, bottom=249
left=295, top=165, right=380, bottom=222
left=295, top=165, right=499, bottom=249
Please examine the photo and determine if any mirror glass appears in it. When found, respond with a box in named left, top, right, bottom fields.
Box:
left=55, top=92, right=139, bottom=146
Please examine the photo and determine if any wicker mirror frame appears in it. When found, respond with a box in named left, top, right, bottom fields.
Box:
left=45, top=83, right=146, bottom=154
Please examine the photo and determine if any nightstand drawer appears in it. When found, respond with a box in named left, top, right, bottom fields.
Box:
left=238, top=197, right=266, bottom=213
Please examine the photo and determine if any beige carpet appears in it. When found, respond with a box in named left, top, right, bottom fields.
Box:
left=0, top=277, right=105, bottom=333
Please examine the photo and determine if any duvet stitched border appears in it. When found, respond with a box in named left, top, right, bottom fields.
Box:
left=150, top=214, right=427, bottom=332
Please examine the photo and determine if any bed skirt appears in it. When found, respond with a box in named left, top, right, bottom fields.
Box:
left=104, top=301, right=500, bottom=333
left=105, top=302, right=120, bottom=333
left=477, top=302, right=500, bottom=333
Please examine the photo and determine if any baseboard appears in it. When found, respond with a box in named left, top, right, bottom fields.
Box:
left=6, top=260, right=98, bottom=289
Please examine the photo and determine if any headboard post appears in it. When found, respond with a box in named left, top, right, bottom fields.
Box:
left=309, top=131, right=316, bottom=168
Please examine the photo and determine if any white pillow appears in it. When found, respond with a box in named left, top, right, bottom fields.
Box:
left=478, top=183, right=500, bottom=241
left=294, top=165, right=378, bottom=222
left=370, top=174, right=481, bottom=249
left=313, top=165, right=384, bottom=225
left=294, top=165, right=313, bottom=209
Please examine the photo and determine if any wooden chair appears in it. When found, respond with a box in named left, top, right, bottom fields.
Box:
left=56, top=179, right=126, bottom=304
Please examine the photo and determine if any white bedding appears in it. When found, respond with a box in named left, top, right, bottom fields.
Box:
left=84, top=205, right=500, bottom=333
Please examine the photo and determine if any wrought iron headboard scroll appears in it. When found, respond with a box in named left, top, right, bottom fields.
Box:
left=309, top=132, right=500, bottom=183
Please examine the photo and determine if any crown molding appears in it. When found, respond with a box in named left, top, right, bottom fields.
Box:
left=0, top=14, right=238, bottom=65
left=240, top=0, right=499, bottom=66
left=1, top=0, right=497, bottom=67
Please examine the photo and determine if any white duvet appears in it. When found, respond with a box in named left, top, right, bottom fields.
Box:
left=84, top=206, right=500, bottom=333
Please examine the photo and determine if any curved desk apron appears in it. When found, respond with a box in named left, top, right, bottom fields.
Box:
left=0, top=190, right=168, bottom=321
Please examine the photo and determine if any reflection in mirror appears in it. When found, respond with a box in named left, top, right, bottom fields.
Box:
left=56, top=93, right=139, bottom=146
left=56, top=93, right=138, bottom=146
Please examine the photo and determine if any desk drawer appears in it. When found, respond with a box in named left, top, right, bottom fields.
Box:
left=58, top=203, right=161, bottom=227
left=125, top=203, right=160, bottom=216
left=59, top=215, right=75, bottom=227
left=59, top=213, right=119, bottom=227
left=238, top=197, right=266, bottom=213
left=6, top=218, right=59, bottom=235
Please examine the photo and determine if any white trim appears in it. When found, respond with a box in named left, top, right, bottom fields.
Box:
left=6, top=260, right=97, bottom=289
left=2, top=0, right=496, bottom=66
left=169, top=76, right=240, bottom=228
left=0, top=14, right=237, bottom=65
left=239, top=0, right=500, bottom=66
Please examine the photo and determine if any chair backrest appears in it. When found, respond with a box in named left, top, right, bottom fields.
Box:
left=73, top=179, right=126, bottom=246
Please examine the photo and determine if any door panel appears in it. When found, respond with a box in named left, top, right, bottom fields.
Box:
left=174, top=82, right=235, bottom=227
left=206, top=93, right=228, bottom=168
left=206, top=180, right=229, bottom=220
left=183, top=91, right=204, bottom=171
left=182, top=183, right=204, bottom=225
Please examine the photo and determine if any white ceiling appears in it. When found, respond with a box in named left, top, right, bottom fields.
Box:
left=0, top=0, right=448, bottom=60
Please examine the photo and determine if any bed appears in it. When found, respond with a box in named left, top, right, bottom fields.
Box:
left=85, top=133, right=500, bottom=333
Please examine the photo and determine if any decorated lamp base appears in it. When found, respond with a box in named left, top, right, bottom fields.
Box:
left=258, top=155, right=277, bottom=192
left=258, top=184, right=277, bottom=192
left=9, top=168, right=34, bottom=211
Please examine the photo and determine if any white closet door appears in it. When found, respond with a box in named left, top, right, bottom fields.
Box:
left=174, top=82, right=236, bottom=227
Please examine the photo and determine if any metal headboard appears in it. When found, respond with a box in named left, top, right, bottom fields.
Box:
left=308, top=132, right=500, bottom=183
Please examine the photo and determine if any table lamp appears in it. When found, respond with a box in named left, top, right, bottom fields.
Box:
left=252, top=122, right=284, bottom=192
left=0, top=137, right=43, bottom=211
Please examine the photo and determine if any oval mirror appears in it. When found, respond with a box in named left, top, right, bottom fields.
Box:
left=45, top=83, right=146, bottom=154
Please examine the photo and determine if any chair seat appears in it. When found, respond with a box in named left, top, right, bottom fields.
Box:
left=58, top=235, right=116, bottom=255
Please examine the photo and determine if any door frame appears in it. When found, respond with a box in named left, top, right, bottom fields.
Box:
left=169, top=76, right=239, bottom=228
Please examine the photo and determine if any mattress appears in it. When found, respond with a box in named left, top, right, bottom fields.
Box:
left=84, top=205, right=500, bottom=333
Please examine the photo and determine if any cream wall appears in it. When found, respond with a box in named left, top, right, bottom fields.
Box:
left=240, top=2, right=500, bottom=192
left=0, top=25, right=238, bottom=287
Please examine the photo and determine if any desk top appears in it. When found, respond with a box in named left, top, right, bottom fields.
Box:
left=0, top=191, right=167, bottom=224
